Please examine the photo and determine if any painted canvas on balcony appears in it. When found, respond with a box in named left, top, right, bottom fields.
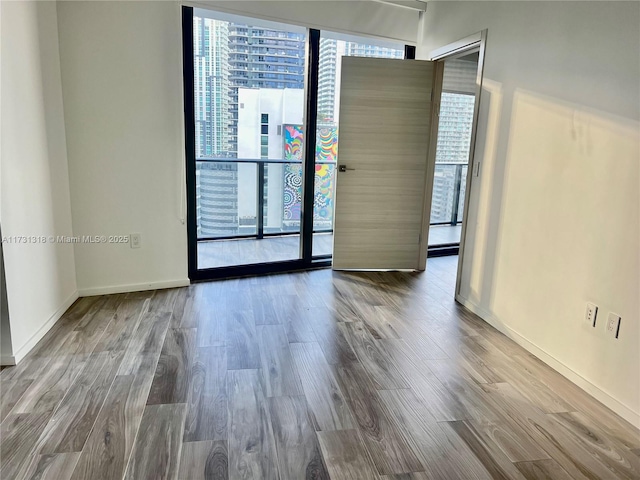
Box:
left=282, top=125, right=337, bottom=229
left=316, top=127, right=338, bottom=162
left=284, top=125, right=304, bottom=162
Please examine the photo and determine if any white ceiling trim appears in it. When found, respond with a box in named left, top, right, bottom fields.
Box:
left=372, top=0, right=427, bottom=11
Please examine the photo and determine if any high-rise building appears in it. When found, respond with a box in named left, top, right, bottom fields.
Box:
left=344, top=42, right=404, bottom=59
left=227, top=25, right=306, bottom=155
left=435, top=93, right=475, bottom=163
left=194, top=20, right=408, bottom=238
left=193, top=16, right=236, bottom=237
left=430, top=93, right=474, bottom=224
left=317, top=38, right=340, bottom=123
left=430, top=56, right=477, bottom=225
left=194, top=16, right=306, bottom=237
left=317, top=39, right=403, bottom=126
left=237, top=88, right=304, bottom=232
left=193, top=17, right=230, bottom=158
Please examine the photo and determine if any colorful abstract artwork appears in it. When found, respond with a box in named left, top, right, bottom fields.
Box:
left=284, top=125, right=304, bottom=161
left=283, top=124, right=339, bottom=163
left=313, top=163, right=334, bottom=225
left=282, top=125, right=338, bottom=228
left=283, top=163, right=303, bottom=223
left=315, top=127, right=338, bottom=163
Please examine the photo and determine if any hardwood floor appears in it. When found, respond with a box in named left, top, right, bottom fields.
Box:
left=1, top=256, right=639, bottom=479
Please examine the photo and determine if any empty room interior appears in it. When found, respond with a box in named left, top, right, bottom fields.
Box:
left=1, top=0, right=639, bottom=479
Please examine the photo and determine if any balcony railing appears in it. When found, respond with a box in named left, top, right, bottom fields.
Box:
left=196, top=158, right=336, bottom=240
left=195, top=158, right=467, bottom=242
left=430, top=163, right=468, bottom=226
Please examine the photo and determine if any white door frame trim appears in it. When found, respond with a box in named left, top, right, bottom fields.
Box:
left=429, top=31, right=485, bottom=61
left=417, top=30, right=487, bottom=303
left=417, top=61, right=444, bottom=271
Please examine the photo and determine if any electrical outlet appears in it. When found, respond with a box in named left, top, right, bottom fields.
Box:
left=606, top=313, right=621, bottom=339
left=130, top=233, right=141, bottom=249
left=585, top=302, right=598, bottom=327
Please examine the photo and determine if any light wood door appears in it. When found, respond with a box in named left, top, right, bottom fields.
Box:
left=332, top=57, right=439, bottom=270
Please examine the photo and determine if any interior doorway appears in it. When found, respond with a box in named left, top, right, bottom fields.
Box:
left=331, top=56, right=440, bottom=270
left=425, top=31, right=487, bottom=300
left=428, top=50, right=480, bottom=256
left=324, top=33, right=486, bottom=273
left=186, top=8, right=312, bottom=278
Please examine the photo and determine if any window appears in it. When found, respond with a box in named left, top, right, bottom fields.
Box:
left=189, top=6, right=407, bottom=275
left=260, top=112, right=269, bottom=158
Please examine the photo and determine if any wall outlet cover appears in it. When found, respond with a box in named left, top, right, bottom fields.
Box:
left=606, top=313, right=621, bottom=339
left=585, top=302, right=598, bottom=327
left=130, top=233, right=141, bottom=249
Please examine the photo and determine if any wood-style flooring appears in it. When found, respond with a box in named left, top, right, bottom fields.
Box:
left=1, top=256, right=639, bottom=479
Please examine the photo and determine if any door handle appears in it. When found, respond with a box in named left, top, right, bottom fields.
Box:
left=338, top=165, right=355, bottom=172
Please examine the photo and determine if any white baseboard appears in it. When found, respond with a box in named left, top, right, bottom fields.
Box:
left=4, top=278, right=191, bottom=366
left=10, top=290, right=79, bottom=364
left=456, top=295, right=640, bottom=428
left=78, top=279, right=190, bottom=297
left=1, top=355, right=16, bottom=366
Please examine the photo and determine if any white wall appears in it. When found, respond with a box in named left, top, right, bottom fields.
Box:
left=1, top=239, right=14, bottom=360
left=57, top=1, right=189, bottom=295
left=1, top=1, right=78, bottom=362
left=420, top=1, right=640, bottom=424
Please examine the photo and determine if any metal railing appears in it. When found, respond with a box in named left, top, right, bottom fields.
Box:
left=196, top=157, right=335, bottom=241
left=195, top=158, right=467, bottom=242
left=430, top=162, right=468, bottom=226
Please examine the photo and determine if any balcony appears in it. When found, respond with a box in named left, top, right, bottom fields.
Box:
left=195, top=159, right=467, bottom=269
left=430, top=162, right=467, bottom=225
left=196, top=157, right=335, bottom=269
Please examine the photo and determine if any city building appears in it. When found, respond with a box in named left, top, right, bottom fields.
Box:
left=194, top=16, right=306, bottom=237
left=227, top=24, right=306, bottom=154
left=317, top=38, right=341, bottom=123
left=430, top=92, right=475, bottom=223
left=196, top=24, right=406, bottom=238
left=236, top=88, right=304, bottom=233
left=193, top=16, right=230, bottom=158
left=317, top=38, right=403, bottom=125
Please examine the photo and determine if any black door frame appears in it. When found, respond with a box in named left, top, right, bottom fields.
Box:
left=183, top=6, right=416, bottom=280
left=183, top=7, right=330, bottom=281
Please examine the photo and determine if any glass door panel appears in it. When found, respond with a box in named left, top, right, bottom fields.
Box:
left=192, top=9, right=307, bottom=269
left=312, top=31, right=404, bottom=258
left=185, top=6, right=415, bottom=277
left=428, top=51, right=479, bottom=248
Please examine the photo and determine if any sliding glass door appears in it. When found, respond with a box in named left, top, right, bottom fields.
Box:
left=189, top=8, right=309, bottom=275
left=428, top=51, right=479, bottom=254
left=182, top=6, right=408, bottom=279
